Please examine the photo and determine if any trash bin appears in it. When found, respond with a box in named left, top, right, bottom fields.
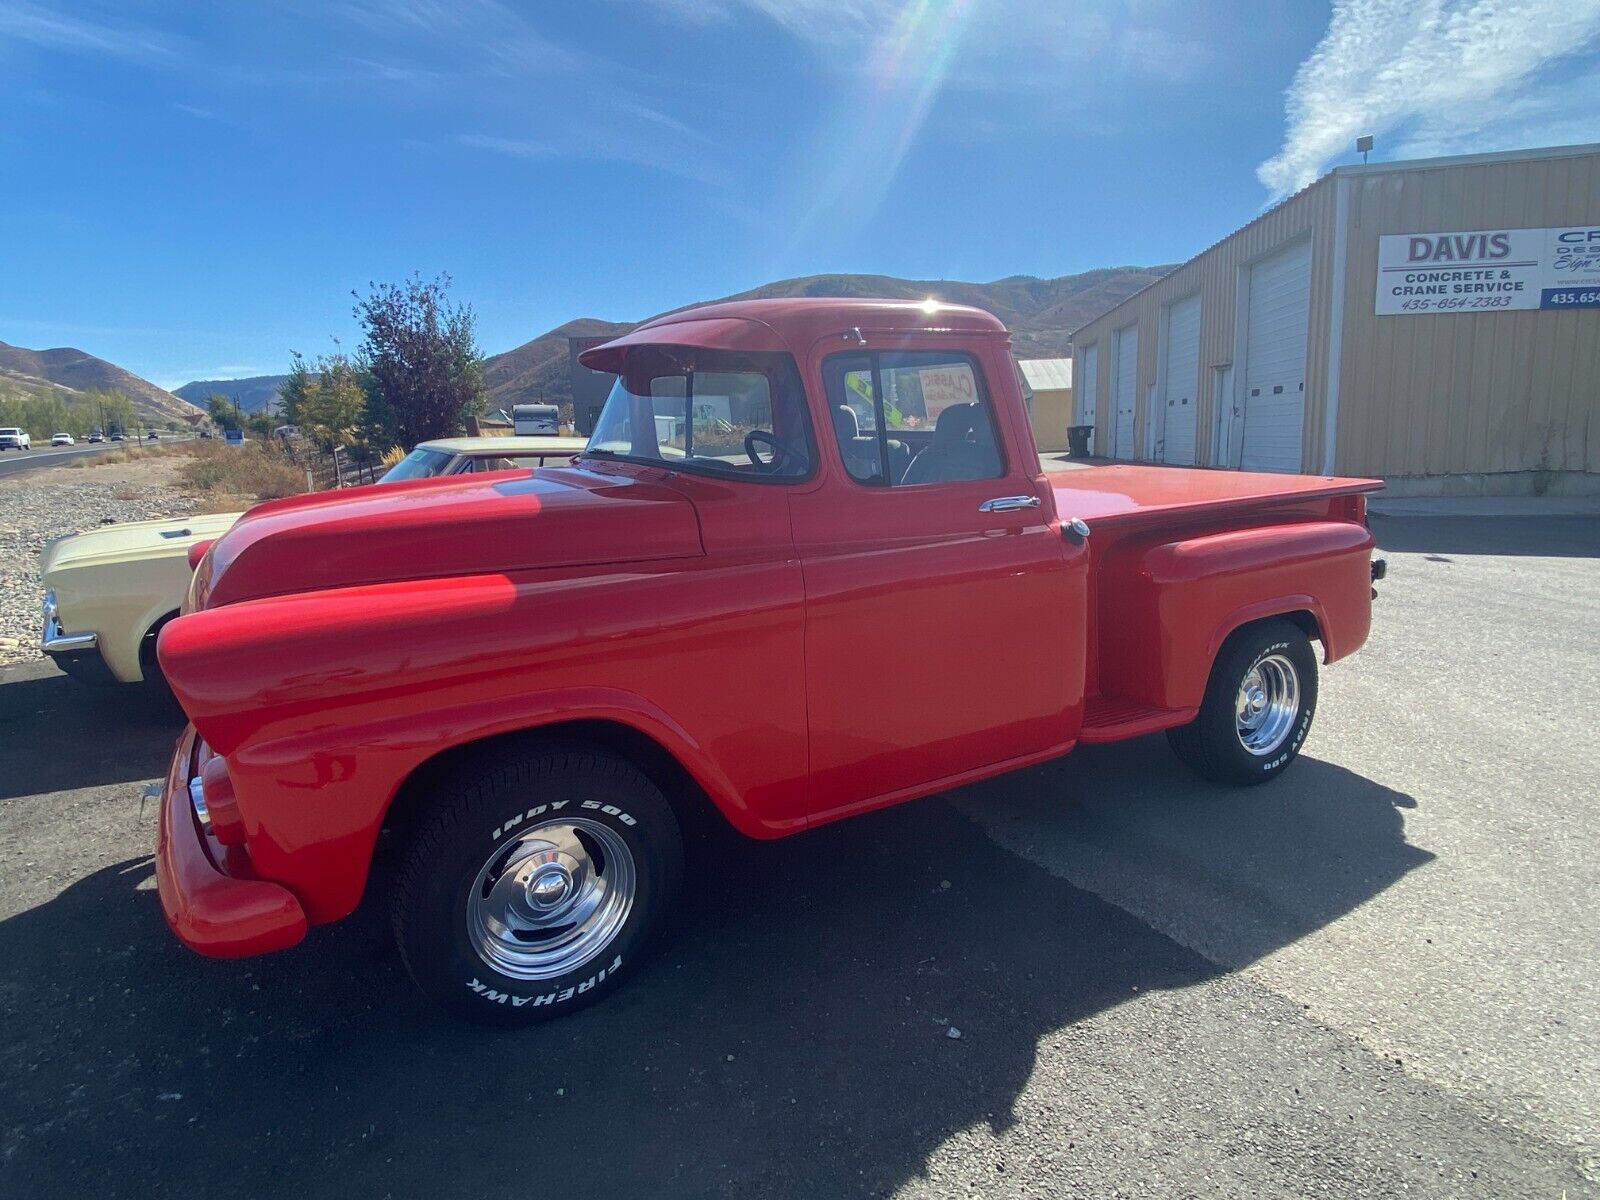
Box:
left=1067, top=425, right=1092, bottom=458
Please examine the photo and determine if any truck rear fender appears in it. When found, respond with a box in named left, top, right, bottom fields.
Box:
left=1097, top=520, right=1374, bottom=711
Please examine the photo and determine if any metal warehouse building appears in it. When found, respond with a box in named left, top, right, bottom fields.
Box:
left=1071, top=143, right=1600, bottom=494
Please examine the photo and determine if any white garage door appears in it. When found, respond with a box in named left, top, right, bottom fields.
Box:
left=1112, top=325, right=1137, bottom=459
left=1078, top=343, right=1098, bottom=426
left=1159, top=294, right=1201, bottom=465
left=1239, top=240, right=1310, bottom=473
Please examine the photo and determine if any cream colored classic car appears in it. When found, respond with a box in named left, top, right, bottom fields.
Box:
left=39, top=435, right=588, bottom=687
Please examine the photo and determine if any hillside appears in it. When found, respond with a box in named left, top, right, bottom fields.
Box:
left=0, top=340, right=204, bottom=427
left=174, top=374, right=287, bottom=415
left=482, top=317, right=634, bottom=415
left=483, top=267, right=1169, bottom=411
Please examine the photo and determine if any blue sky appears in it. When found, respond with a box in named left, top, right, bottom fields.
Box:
left=3, top=0, right=1598, bottom=389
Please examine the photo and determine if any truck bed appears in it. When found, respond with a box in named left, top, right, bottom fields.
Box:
left=1051, top=464, right=1383, bottom=529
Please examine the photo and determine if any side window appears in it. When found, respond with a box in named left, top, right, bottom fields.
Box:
left=822, top=351, right=1004, bottom=486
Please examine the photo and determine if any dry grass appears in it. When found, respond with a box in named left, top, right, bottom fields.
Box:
left=67, top=441, right=194, bottom=469
left=178, top=440, right=307, bottom=502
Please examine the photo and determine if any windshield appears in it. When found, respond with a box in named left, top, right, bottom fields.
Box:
left=380, top=448, right=456, bottom=482
left=585, top=348, right=812, bottom=480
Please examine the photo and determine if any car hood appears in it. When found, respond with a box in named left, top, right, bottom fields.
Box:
left=195, top=464, right=703, bottom=608
left=40, top=511, right=244, bottom=577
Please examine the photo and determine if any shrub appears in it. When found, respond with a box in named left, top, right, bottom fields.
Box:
left=179, top=441, right=307, bottom=501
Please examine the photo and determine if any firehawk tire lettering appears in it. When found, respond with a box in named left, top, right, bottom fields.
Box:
left=465, top=955, right=623, bottom=1007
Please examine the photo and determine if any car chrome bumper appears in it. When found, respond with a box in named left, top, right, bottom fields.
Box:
left=155, top=727, right=307, bottom=959
left=40, top=590, right=98, bottom=655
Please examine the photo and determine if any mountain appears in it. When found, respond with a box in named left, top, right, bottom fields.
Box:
left=482, top=317, right=633, bottom=415
left=0, top=340, right=204, bottom=426
left=482, top=267, right=1170, bottom=411
left=174, top=374, right=287, bottom=415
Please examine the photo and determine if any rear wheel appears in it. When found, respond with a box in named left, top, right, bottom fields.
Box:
left=1167, top=618, right=1318, bottom=786
left=392, top=744, right=683, bottom=1025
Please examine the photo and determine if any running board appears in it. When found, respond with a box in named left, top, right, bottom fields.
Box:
left=1079, top=696, right=1196, bottom=743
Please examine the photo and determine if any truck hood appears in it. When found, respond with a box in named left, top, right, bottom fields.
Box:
left=41, top=511, right=243, bottom=576
left=196, top=465, right=703, bottom=608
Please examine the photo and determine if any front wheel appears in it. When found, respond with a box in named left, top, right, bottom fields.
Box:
left=392, top=744, right=683, bottom=1025
left=1167, top=618, right=1318, bottom=786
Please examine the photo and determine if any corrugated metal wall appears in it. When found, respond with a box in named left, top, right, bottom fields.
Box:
left=1073, top=145, right=1600, bottom=480
left=1333, top=150, right=1600, bottom=477
left=1072, top=177, right=1339, bottom=469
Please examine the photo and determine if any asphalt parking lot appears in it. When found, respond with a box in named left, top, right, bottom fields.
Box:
left=2, top=511, right=1596, bottom=1198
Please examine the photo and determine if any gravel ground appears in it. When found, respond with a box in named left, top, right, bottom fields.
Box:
left=0, top=459, right=198, bottom=667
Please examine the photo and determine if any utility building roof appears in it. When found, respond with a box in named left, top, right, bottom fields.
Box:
left=1017, top=358, right=1073, bottom=391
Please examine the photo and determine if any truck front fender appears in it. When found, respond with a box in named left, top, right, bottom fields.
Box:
left=158, top=564, right=810, bottom=925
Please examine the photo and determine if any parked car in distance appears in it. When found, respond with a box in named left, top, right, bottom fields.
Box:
left=381, top=435, right=588, bottom=481
left=0, top=427, right=32, bottom=451
left=88, top=430, right=104, bottom=443
left=151, top=298, right=1385, bottom=1026
left=109, top=431, right=126, bottom=442
left=40, top=435, right=591, bottom=691
left=147, top=430, right=160, bottom=440
left=50, top=433, right=75, bottom=447
left=512, top=402, right=561, bottom=435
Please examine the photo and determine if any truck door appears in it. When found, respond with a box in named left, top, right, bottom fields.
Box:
left=788, top=339, right=1089, bottom=821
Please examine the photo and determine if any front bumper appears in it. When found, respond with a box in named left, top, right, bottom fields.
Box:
left=154, top=727, right=307, bottom=958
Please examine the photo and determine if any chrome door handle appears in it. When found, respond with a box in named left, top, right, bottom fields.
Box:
left=978, top=495, right=1041, bottom=513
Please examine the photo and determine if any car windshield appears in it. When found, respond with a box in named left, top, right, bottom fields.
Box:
left=380, top=448, right=456, bottom=482
left=585, top=348, right=812, bottom=480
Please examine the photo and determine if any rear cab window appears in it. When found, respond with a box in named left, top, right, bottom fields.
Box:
left=822, top=351, right=1004, bottom=486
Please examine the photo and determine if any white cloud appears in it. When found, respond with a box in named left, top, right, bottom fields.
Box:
left=458, top=129, right=727, bottom=186
left=641, top=0, right=1211, bottom=89
left=1259, top=0, right=1600, bottom=197
left=0, top=1, right=176, bottom=61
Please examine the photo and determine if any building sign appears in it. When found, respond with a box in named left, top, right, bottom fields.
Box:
left=1376, top=226, right=1600, bottom=314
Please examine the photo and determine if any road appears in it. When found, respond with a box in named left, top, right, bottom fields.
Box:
left=0, top=514, right=1595, bottom=1198
left=0, top=437, right=196, bottom=480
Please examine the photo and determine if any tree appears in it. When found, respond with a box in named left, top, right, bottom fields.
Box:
left=297, top=352, right=366, bottom=450
left=207, top=394, right=241, bottom=432
left=83, top=389, right=135, bottom=436
left=278, top=353, right=312, bottom=427
left=354, top=274, right=484, bottom=448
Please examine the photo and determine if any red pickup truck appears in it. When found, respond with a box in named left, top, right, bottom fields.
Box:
left=155, top=298, right=1383, bottom=1024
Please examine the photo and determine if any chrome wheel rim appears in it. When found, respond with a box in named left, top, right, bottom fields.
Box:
left=1235, top=653, right=1300, bottom=755
left=467, top=818, right=636, bottom=981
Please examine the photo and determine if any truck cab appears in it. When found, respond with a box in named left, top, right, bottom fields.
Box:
left=153, top=298, right=1382, bottom=1024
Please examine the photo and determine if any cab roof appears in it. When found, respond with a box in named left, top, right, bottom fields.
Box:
left=578, top=297, right=1009, bottom=373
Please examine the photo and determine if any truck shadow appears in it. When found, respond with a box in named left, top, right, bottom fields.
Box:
left=0, top=667, right=183, bottom=801
left=0, top=749, right=1423, bottom=1200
